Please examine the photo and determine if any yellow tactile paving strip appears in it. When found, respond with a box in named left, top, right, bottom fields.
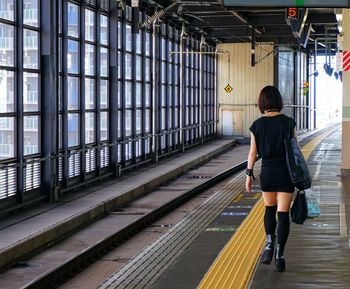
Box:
left=197, top=126, right=339, bottom=289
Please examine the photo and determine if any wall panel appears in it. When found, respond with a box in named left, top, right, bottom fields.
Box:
left=278, top=48, right=295, bottom=119
left=217, top=43, right=274, bottom=138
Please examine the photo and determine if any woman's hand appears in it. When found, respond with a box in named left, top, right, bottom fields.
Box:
left=246, top=176, right=252, bottom=193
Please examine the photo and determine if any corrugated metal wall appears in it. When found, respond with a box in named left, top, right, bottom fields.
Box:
left=217, top=43, right=274, bottom=138
left=277, top=48, right=295, bottom=119
left=277, top=48, right=310, bottom=131
left=295, top=52, right=308, bottom=130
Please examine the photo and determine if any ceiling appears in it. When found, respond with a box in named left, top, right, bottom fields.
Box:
left=142, top=0, right=341, bottom=54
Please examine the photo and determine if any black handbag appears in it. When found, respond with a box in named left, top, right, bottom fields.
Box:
left=284, top=119, right=311, bottom=190
left=291, top=190, right=308, bottom=224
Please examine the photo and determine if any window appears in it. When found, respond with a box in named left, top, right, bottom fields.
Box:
left=23, top=0, right=39, bottom=27
left=0, top=118, right=13, bottom=153
left=24, top=116, right=39, bottom=155
left=0, top=0, right=14, bottom=21
left=68, top=113, right=79, bottom=147
left=0, top=70, right=14, bottom=113
left=0, top=23, right=14, bottom=65
left=59, top=1, right=110, bottom=181
left=0, top=1, right=217, bottom=202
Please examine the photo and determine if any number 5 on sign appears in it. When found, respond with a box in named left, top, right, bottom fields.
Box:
left=286, top=8, right=298, bottom=20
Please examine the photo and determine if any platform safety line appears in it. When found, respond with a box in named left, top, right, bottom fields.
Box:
left=197, top=199, right=265, bottom=289
left=197, top=126, right=337, bottom=289
left=340, top=203, right=348, bottom=237
left=300, top=126, right=339, bottom=160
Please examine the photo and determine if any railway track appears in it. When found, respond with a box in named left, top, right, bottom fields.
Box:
left=0, top=145, right=250, bottom=289
left=0, top=124, right=338, bottom=289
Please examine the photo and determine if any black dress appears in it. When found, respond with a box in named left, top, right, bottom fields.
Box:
left=249, top=114, right=295, bottom=193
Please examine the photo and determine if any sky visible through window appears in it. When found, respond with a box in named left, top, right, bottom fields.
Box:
left=315, top=55, right=342, bottom=127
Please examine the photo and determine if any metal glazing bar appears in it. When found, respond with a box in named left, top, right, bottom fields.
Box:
left=169, top=51, right=225, bottom=56
left=16, top=0, right=24, bottom=203
left=170, top=34, right=176, bottom=150
left=131, top=15, right=136, bottom=163
left=165, top=25, right=170, bottom=152
left=151, top=21, right=159, bottom=161
left=80, top=4, right=86, bottom=181
left=213, top=47, right=218, bottom=135
left=62, top=0, right=69, bottom=187
left=314, top=39, right=317, bottom=129
left=141, top=16, right=146, bottom=160
left=96, top=5, right=101, bottom=175
left=179, top=36, right=184, bottom=152
left=109, top=0, right=118, bottom=175
left=0, top=123, right=218, bottom=169
left=40, top=0, right=57, bottom=200
left=189, top=40, right=192, bottom=144
left=121, top=11, right=126, bottom=167
left=199, top=44, right=203, bottom=144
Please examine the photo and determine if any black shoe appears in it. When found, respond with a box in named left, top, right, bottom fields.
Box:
left=260, top=234, right=275, bottom=264
left=275, top=244, right=286, bottom=272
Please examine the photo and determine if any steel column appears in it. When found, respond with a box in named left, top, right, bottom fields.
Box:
left=109, top=1, right=118, bottom=175
left=151, top=22, right=159, bottom=162
left=179, top=36, right=184, bottom=152
left=120, top=12, right=126, bottom=167
left=62, top=0, right=69, bottom=188
left=16, top=0, right=24, bottom=203
left=80, top=5, right=86, bottom=181
left=314, top=39, right=317, bottom=129
left=96, top=4, right=101, bottom=175
left=40, top=0, right=58, bottom=201
left=199, top=43, right=204, bottom=144
left=131, top=16, right=137, bottom=163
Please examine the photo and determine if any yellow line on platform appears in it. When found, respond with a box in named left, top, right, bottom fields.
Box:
left=197, top=126, right=338, bottom=289
left=300, top=127, right=338, bottom=160
left=340, top=203, right=348, bottom=237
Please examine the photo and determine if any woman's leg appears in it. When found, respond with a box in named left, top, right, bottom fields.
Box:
left=260, top=192, right=278, bottom=264
left=262, top=192, right=277, bottom=235
left=276, top=192, right=293, bottom=246
left=275, top=192, right=293, bottom=272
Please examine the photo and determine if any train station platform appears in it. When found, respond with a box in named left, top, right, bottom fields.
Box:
left=0, top=139, right=237, bottom=272
left=249, top=127, right=350, bottom=289
left=147, top=123, right=350, bottom=289
left=0, top=124, right=347, bottom=289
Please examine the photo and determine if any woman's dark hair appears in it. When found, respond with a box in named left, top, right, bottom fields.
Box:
left=258, top=85, right=283, bottom=114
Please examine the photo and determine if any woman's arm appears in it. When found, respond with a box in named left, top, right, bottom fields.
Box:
left=247, top=132, right=257, bottom=169
left=246, top=132, right=257, bottom=192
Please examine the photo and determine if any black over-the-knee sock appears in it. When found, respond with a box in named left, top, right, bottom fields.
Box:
left=277, top=211, right=290, bottom=250
left=264, top=205, right=277, bottom=235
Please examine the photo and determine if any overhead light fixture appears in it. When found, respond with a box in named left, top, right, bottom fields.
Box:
left=200, top=35, right=207, bottom=47
left=335, top=8, right=342, bottom=22
left=337, top=34, right=343, bottom=51
left=334, top=71, right=339, bottom=80
left=334, top=8, right=343, bottom=35
left=309, top=71, right=319, bottom=77
left=181, top=24, right=188, bottom=39
left=323, top=63, right=334, bottom=76
left=141, top=2, right=177, bottom=28
left=116, top=0, right=125, bottom=10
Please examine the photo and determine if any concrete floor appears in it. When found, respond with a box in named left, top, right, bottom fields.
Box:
left=250, top=129, right=350, bottom=289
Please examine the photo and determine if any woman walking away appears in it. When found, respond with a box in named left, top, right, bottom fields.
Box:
left=245, top=85, right=296, bottom=272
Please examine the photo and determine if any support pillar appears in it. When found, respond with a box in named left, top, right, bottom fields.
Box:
left=40, top=0, right=57, bottom=201
left=341, top=9, right=350, bottom=175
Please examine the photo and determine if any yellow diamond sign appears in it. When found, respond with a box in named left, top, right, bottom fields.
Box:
left=225, top=84, right=233, bottom=93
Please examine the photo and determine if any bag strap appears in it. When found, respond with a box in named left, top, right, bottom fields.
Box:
left=288, top=117, right=294, bottom=140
